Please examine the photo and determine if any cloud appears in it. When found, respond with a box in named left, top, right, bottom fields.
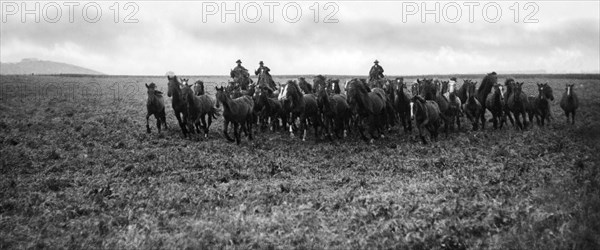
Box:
left=1, top=1, right=598, bottom=75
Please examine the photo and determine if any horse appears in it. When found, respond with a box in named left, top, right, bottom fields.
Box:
left=369, top=78, right=389, bottom=89
left=215, top=86, right=254, bottom=144
left=411, top=95, right=441, bottom=144
left=507, top=81, right=530, bottom=130
left=560, top=84, right=579, bottom=124
left=526, top=83, right=550, bottom=127
left=476, top=72, right=497, bottom=129
left=462, top=81, right=483, bottom=131
left=315, top=76, right=350, bottom=140
left=393, top=78, right=412, bottom=133
left=145, top=83, right=167, bottom=133
left=298, top=77, right=314, bottom=94
left=256, top=87, right=286, bottom=131
left=327, top=79, right=341, bottom=95
left=181, top=84, right=218, bottom=138
left=503, top=78, right=516, bottom=127
left=381, top=79, right=398, bottom=130
left=278, top=80, right=321, bottom=141
left=345, top=78, right=386, bottom=142
left=417, top=78, right=438, bottom=101
left=456, top=79, right=473, bottom=105
left=540, top=83, right=555, bottom=123
left=485, top=84, right=506, bottom=129
left=167, top=75, right=190, bottom=137
left=194, top=80, right=205, bottom=96
left=256, top=69, right=276, bottom=96
left=441, top=80, right=463, bottom=130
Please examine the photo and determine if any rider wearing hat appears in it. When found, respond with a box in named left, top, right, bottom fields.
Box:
left=369, top=60, right=385, bottom=82
left=255, top=61, right=275, bottom=93
left=233, top=59, right=249, bottom=78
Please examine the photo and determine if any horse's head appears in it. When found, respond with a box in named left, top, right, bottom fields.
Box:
left=215, top=86, right=227, bottom=108
left=345, top=78, right=368, bottom=105
left=542, top=83, right=554, bottom=101
left=194, top=80, right=205, bottom=96
left=566, top=83, right=575, bottom=97
left=167, top=75, right=181, bottom=97
left=181, top=84, right=193, bottom=104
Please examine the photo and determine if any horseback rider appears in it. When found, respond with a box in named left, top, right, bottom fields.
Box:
left=255, top=61, right=275, bottom=93
left=369, top=60, right=385, bottom=82
left=233, top=59, right=250, bottom=79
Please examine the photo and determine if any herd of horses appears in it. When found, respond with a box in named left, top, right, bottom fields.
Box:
left=145, top=73, right=580, bottom=144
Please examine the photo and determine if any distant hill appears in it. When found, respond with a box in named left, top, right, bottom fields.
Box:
left=0, top=58, right=103, bottom=75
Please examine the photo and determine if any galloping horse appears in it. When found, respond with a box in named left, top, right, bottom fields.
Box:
left=393, top=78, right=412, bottom=133
left=441, top=80, right=462, bottom=130
left=167, top=75, right=189, bottom=137
left=411, top=95, right=441, bottom=144
left=298, top=77, right=314, bottom=94
left=527, top=83, right=550, bottom=127
left=215, top=86, right=254, bottom=144
left=315, top=76, right=350, bottom=140
left=279, top=80, right=321, bottom=141
left=345, top=78, right=386, bottom=142
left=560, top=84, right=578, bottom=124
left=327, top=79, right=341, bottom=95
left=462, top=81, right=483, bottom=130
left=485, top=84, right=506, bottom=129
left=145, top=83, right=167, bottom=133
left=181, top=84, right=218, bottom=138
left=194, top=80, right=205, bottom=96
left=540, top=83, right=555, bottom=123
left=255, top=87, right=286, bottom=131
left=476, top=72, right=497, bottom=129
left=507, top=82, right=529, bottom=130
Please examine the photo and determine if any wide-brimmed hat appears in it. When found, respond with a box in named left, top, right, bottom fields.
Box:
left=259, top=61, right=264, bottom=65
left=374, top=60, right=379, bottom=64
left=236, top=59, right=242, bottom=63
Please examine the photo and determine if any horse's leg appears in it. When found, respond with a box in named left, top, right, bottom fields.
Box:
left=223, top=119, right=234, bottom=142
left=233, top=122, right=240, bottom=144
left=571, top=110, right=576, bottom=125
left=174, top=111, right=187, bottom=137
left=146, top=113, right=151, bottom=133
left=155, top=114, right=162, bottom=133
left=247, top=115, right=253, bottom=141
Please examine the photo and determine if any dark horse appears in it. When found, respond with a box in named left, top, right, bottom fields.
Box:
left=256, top=87, right=287, bottom=131
left=215, top=86, right=254, bottom=144
left=345, top=78, right=386, bottom=142
left=476, top=72, right=497, bottom=129
left=527, top=83, right=551, bottom=127
left=411, top=95, right=441, bottom=144
left=441, top=80, right=462, bottom=130
left=298, top=77, right=314, bottom=94
left=507, top=81, right=530, bottom=130
left=194, top=80, right=205, bottom=96
left=145, top=83, right=167, bottom=133
left=327, top=78, right=341, bottom=95
left=315, top=75, right=350, bottom=140
left=167, top=75, right=189, bottom=137
left=393, top=78, right=412, bottom=133
left=540, top=83, right=554, bottom=123
left=485, top=84, right=506, bottom=129
left=181, top=84, right=218, bottom=138
left=462, top=81, right=483, bottom=130
left=279, top=80, right=321, bottom=141
left=560, top=83, right=579, bottom=124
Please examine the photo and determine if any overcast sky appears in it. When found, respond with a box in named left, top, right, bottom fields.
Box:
left=1, top=1, right=599, bottom=75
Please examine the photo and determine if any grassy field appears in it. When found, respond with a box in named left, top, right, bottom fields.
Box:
left=1, top=74, right=599, bottom=249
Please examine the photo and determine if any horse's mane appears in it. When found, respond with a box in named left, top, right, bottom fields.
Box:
left=286, top=80, right=303, bottom=105
left=478, top=72, right=497, bottom=96
left=350, top=78, right=369, bottom=94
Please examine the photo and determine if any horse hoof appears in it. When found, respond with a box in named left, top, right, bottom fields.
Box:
left=380, top=135, right=385, bottom=139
